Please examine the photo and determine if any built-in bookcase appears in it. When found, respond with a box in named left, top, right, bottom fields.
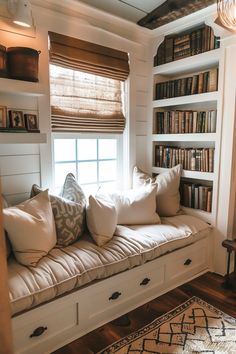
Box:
left=151, top=25, right=223, bottom=225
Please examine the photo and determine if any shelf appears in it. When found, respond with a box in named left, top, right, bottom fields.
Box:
left=153, top=49, right=221, bottom=77
left=0, top=133, right=47, bottom=144
left=153, top=92, right=218, bottom=108
left=152, top=166, right=215, bottom=181
left=0, top=78, right=45, bottom=96
left=152, top=133, right=217, bottom=142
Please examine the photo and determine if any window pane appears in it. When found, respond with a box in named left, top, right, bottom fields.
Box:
left=78, top=161, right=97, bottom=184
left=99, top=139, right=117, bottom=159
left=99, top=160, right=117, bottom=182
left=54, top=163, right=76, bottom=188
left=54, top=139, right=76, bottom=162
left=99, top=181, right=117, bottom=192
left=77, top=139, right=97, bottom=161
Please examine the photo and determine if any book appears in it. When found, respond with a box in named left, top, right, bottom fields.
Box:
left=208, top=68, right=218, bottom=92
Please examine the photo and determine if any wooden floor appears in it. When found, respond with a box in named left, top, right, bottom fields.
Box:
left=52, top=272, right=236, bottom=354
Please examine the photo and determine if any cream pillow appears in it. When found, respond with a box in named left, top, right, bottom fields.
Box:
left=133, top=164, right=182, bottom=217
left=110, top=184, right=160, bottom=225
left=86, top=194, right=117, bottom=246
left=3, top=190, right=57, bottom=266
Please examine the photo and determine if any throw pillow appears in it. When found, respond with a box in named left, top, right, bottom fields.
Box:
left=133, top=164, right=182, bottom=217
left=3, top=190, right=57, bottom=266
left=86, top=194, right=117, bottom=246
left=1, top=194, right=12, bottom=259
left=109, top=184, right=161, bottom=225
left=31, top=184, right=86, bottom=247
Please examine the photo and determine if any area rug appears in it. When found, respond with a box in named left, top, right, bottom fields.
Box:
left=98, top=296, right=236, bottom=353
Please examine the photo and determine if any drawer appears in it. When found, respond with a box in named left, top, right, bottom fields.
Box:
left=89, top=262, right=165, bottom=320
left=166, top=241, right=207, bottom=282
left=13, top=299, right=78, bottom=354
left=132, top=262, right=164, bottom=293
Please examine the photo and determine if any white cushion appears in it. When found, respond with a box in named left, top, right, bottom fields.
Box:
left=3, top=190, right=57, bottom=266
left=86, top=194, right=117, bottom=246
left=133, top=165, right=182, bottom=217
left=110, top=184, right=161, bottom=225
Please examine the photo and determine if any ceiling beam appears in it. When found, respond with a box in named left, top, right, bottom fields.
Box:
left=137, top=0, right=216, bottom=29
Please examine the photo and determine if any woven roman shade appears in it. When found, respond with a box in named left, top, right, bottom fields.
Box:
left=49, top=32, right=129, bottom=133
left=49, top=32, right=129, bottom=81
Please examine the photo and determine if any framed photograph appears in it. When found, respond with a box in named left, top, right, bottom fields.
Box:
left=24, top=114, right=39, bottom=131
left=9, top=110, right=25, bottom=129
left=0, top=105, right=7, bottom=129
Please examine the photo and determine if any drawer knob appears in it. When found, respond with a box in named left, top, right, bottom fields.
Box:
left=184, top=258, right=192, bottom=266
left=109, top=291, right=121, bottom=300
left=140, top=277, right=150, bottom=286
left=30, top=326, right=48, bottom=338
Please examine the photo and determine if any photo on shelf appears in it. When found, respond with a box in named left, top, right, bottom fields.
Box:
left=0, top=105, right=7, bottom=129
left=9, top=110, right=26, bottom=129
left=24, top=113, right=39, bottom=132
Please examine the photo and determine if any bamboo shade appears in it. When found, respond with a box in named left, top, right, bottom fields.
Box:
left=49, top=32, right=129, bottom=81
left=49, top=32, right=129, bottom=133
left=50, top=64, right=125, bottom=133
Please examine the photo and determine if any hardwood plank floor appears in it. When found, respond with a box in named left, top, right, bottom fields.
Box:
left=52, top=272, right=236, bottom=354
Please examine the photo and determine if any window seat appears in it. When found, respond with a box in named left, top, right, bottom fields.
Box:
left=9, top=214, right=210, bottom=317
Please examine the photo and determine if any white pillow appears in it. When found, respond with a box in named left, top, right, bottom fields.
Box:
left=110, top=184, right=160, bottom=225
left=86, top=194, right=117, bottom=246
left=3, top=190, right=57, bottom=266
left=133, top=164, right=182, bottom=217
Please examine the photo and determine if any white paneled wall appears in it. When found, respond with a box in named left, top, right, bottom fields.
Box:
left=0, top=144, right=41, bottom=205
left=133, top=58, right=151, bottom=171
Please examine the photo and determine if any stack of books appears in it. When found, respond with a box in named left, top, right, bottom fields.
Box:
left=154, top=24, right=220, bottom=66
left=180, top=182, right=212, bottom=212
left=156, top=110, right=217, bottom=134
left=155, top=68, right=218, bottom=100
left=154, top=145, right=214, bottom=172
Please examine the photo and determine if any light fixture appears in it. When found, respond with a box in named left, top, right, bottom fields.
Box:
left=217, top=0, right=236, bottom=31
left=8, top=0, right=33, bottom=28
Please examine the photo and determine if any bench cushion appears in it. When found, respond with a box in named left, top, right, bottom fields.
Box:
left=9, top=214, right=211, bottom=316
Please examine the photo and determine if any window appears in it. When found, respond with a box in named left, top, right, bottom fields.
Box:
left=53, top=136, right=122, bottom=195
left=49, top=32, right=129, bottom=194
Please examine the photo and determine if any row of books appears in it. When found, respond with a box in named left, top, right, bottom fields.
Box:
left=180, top=183, right=212, bottom=212
left=154, top=146, right=214, bottom=172
left=155, top=110, right=217, bottom=134
left=155, top=68, right=218, bottom=100
left=154, top=25, right=220, bottom=66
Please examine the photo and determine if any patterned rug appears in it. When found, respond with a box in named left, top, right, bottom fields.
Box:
left=98, top=296, right=236, bottom=354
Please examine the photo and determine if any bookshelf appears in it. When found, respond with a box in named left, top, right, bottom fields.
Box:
left=150, top=24, right=223, bottom=225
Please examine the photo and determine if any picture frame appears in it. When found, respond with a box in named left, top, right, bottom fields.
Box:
left=0, top=105, right=7, bottom=129
left=24, top=114, right=39, bottom=132
left=9, top=110, right=25, bottom=129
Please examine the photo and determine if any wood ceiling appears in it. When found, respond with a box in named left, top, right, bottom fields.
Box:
left=138, top=0, right=216, bottom=29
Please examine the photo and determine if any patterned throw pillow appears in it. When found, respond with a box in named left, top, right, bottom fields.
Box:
left=31, top=175, right=86, bottom=247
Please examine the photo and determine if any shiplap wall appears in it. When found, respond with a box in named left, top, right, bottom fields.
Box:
left=0, top=87, right=41, bottom=205
left=133, top=58, right=150, bottom=171
left=0, top=144, right=40, bottom=205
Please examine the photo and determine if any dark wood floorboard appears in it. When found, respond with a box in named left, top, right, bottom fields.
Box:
left=52, top=272, right=236, bottom=354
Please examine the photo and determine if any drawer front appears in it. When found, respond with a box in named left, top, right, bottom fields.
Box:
left=89, top=262, right=165, bottom=320
left=132, top=263, right=165, bottom=293
left=166, top=242, right=207, bottom=282
left=13, top=301, right=77, bottom=353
